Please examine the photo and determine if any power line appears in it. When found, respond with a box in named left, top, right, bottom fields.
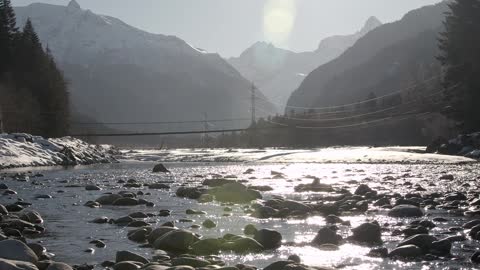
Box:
left=255, top=73, right=443, bottom=111
left=268, top=85, right=454, bottom=122
left=71, top=118, right=251, bottom=126
left=265, top=110, right=432, bottom=130
left=68, top=127, right=285, bottom=137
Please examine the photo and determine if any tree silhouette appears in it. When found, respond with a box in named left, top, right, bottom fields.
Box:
left=438, top=0, right=480, bottom=131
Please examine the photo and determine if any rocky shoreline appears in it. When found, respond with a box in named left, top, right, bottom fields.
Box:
left=2, top=162, right=480, bottom=269
left=0, top=133, right=119, bottom=170
left=427, top=132, right=480, bottom=159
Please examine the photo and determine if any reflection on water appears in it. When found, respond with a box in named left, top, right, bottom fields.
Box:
left=0, top=158, right=479, bottom=269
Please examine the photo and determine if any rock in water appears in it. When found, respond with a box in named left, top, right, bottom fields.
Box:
left=152, top=164, right=170, bottom=173
left=20, top=210, right=44, bottom=224
left=116, top=251, right=149, bottom=264
left=171, top=257, right=211, bottom=267
left=221, top=237, right=264, bottom=253
left=388, top=205, right=424, bottom=218
left=312, top=227, right=342, bottom=246
left=430, top=239, right=452, bottom=256
left=153, top=229, right=199, bottom=252
left=350, top=222, right=382, bottom=244
left=96, top=194, right=123, bottom=205
left=0, top=259, right=39, bottom=270
left=202, top=219, right=216, bottom=229
left=0, top=239, right=39, bottom=264
left=112, top=198, right=139, bottom=206
left=0, top=204, right=8, bottom=215
left=113, top=261, right=142, bottom=270
left=354, top=184, right=372, bottom=195
left=147, top=226, right=178, bottom=244
left=388, top=245, right=423, bottom=258
left=254, top=229, right=282, bottom=249
left=472, top=251, right=480, bottom=264
left=191, top=239, right=222, bottom=255
left=209, top=182, right=261, bottom=203
left=244, top=224, right=258, bottom=235
left=46, top=262, right=73, bottom=270
left=85, top=185, right=101, bottom=191
left=397, top=234, right=437, bottom=252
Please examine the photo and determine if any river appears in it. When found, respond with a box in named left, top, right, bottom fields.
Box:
left=0, top=147, right=479, bottom=270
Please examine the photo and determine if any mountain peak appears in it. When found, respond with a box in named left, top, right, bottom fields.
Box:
left=361, top=16, right=382, bottom=33
left=67, top=0, right=81, bottom=10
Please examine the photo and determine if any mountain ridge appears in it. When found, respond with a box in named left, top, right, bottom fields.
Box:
left=14, top=1, right=275, bottom=133
left=228, top=16, right=382, bottom=110
left=287, top=1, right=450, bottom=111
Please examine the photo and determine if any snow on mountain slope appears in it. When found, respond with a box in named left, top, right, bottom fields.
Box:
left=14, top=1, right=275, bottom=134
left=228, top=17, right=382, bottom=110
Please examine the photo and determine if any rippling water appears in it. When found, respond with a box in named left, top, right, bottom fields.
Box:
left=1, top=149, right=479, bottom=270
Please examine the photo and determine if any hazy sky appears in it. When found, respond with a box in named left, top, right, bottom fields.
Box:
left=12, top=0, right=443, bottom=57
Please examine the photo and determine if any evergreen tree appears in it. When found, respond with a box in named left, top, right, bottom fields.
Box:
left=438, top=0, right=480, bottom=131
left=0, top=13, right=70, bottom=137
left=0, top=0, right=18, bottom=75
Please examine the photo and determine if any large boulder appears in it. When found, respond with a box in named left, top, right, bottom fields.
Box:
left=397, top=234, right=437, bottom=252
left=176, top=187, right=204, bottom=200
left=116, top=251, right=149, bottom=264
left=171, top=257, right=211, bottom=267
left=388, top=245, right=423, bottom=258
left=191, top=238, right=222, bottom=255
left=46, top=262, right=73, bottom=270
left=128, top=228, right=149, bottom=243
left=354, top=184, right=373, bottom=196
left=20, top=210, right=44, bottom=224
left=350, top=222, right=382, bottom=244
left=254, top=229, right=282, bottom=249
left=209, top=183, right=261, bottom=203
left=202, top=179, right=236, bottom=187
left=152, top=164, right=170, bottom=173
left=430, top=239, right=452, bottom=256
left=0, top=259, right=39, bottom=270
left=220, top=237, right=264, bottom=253
left=0, top=240, right=39, bottom=264
left=0, top=204, right=9, bottom=215
left=312, top=227, right=342, bottom=246
left=153, top=229, right=200, bottom=253
left=147, top=227, right=178, bottom=244
left=388, top=205, right=424, bottom=218
left=251, top=206, right=278, bottom=219
left=112, top=198, right=139, bottom=206
left=113, top=261, right=142, bottom=270
left=96, top=194, right=123, bottom=205
left=278, top=200, right=311, bottom=213
left=148, top=183, right=170, bottom=190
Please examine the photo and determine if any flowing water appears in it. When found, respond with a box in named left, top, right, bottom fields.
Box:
left=1, top=148, right=479, bottom=270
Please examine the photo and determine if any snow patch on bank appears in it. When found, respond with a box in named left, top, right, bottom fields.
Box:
left=0, top=133, right=117, bottom=169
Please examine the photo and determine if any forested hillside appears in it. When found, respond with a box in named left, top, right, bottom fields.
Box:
left=0, top=0, right=69, bottom=137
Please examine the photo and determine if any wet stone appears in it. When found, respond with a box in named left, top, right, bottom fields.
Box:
left=388, top=205, right=424, bottom=218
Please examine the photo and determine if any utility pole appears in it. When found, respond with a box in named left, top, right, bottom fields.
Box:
left=250, top=83, right=257, bottom=147
left=0, top=105, right=3, bottom=134
left=251, top=83, right=256, bottom=126
left=203, top=112, right=208, bottom=148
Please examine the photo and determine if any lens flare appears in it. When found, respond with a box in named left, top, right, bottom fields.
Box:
left=263, top=0, right=296, bottom=45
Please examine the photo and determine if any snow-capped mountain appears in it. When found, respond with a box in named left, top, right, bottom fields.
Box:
left=228, top=17, right=382, bottom=110
left=14, top=0, right=275, bottom=132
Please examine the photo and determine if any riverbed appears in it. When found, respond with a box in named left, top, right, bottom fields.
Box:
left=1, top=148, right=479, bottom=270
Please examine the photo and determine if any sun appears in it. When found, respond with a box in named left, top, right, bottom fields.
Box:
left=263, top=0, right=296, bottom=45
